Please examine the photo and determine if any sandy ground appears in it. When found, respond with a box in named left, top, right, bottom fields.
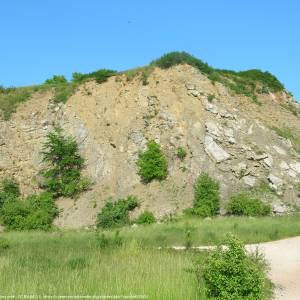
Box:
left=247, top=236, right=300, bottom=300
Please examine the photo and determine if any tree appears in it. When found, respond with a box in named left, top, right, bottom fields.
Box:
left=41, top=127, right=89, bottom=197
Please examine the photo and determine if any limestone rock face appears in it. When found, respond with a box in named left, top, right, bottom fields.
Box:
left=0, top=64, right=300, bottom=227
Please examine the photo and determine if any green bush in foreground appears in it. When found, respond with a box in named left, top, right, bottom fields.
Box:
left=136, top=211, right=156, bottom=225
left=41, top=127, right=90, bottom=198
left=199, top=235, right=268, bottom=299
left=96, top=196, right=138, bottom=229
left=187, top=173, right=220, bottom=217
left=227, top=193, right=271, bottom=216
left=0, top=192, right=58, bottom=231
left=137, top=140, right=168, bottom=183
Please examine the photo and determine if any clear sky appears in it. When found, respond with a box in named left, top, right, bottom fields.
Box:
left=0, top=0, right=299, bottom=100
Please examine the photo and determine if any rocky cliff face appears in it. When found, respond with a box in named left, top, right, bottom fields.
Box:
left=1, top=64, right=300, bottom=227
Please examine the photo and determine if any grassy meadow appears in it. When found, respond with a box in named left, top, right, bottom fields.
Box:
left=1, top=214, right=300, bottom=299
left=0, top=232, right=204, bottom=299
left=102, top=213, right=300, bottom=247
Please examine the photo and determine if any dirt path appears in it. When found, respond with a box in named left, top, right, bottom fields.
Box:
left=247, top=236, right=300, bottom=300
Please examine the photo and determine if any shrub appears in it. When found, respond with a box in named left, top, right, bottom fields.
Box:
left=0, top=237, right=10, bottom=251
left=44, top=75, right=76, bottom=104
left=176, top=146, right=187, bottom=160
left=227, top=193, right=271, bottom=216
left=0, top=178, right=20, bottom=210
left=151, top=52, right=284, bottom=104
left=137, top=140, right=168, bottom=182
left=96, top=196, right=138, bottom=229
left=207, top=94, right=215, bottom=102
left=52, top=83, right=76, bottom=103
left=0, top=192, right=58, bottom=231
left=237, top=69, right=284, bottom=92
left=72, top=69, right=116, bottom=84
left=41, top=127, right=90, bottom=198
left=189, top=173, right=220, bottom=217
left=44, top=75, right=68, bottom=85
left=136, top=211, right=156, bottom=225
left=198, top=235, right=268, bottom=300
left=151, top=51, right=213, bottom=75
left=141, top=69, right=150, bottom=85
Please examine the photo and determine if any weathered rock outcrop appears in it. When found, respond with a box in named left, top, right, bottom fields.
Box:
left=0, top=65, right=300, bottom=227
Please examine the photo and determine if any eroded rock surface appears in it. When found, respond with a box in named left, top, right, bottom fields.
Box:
left=0, top=64, right=300, bottom=227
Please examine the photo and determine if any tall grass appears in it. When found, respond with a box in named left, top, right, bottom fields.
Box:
left=100, top=214, right=300, bottom=247
left=1, top=214, right=299, bottom=298
left=0, top=233, right=204, bottom=299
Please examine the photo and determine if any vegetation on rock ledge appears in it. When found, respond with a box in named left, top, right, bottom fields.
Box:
left=137, top=140, right=168, bottom=183
left=0, top=51, right=288, bottom=119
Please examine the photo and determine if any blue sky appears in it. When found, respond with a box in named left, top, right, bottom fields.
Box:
left=0, top=0, right=299, bottom=100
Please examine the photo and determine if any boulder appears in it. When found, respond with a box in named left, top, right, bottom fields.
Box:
left=263, top=156, right=273, bottom=168
left=248, top=152, right=268, bottom=161
left=243, top=175, right=257, bottom=187
left=279, top=161, right=290, bottom=171
left=268, top=174, right=284, bottom=192
left=129, top=131, right=147, bottom=149
left=272, top=203, right=287, bottom=215
left=273, top=145, right=287, bottom=155
left=219, top=111, right=235, bottom=119
left=205, top=103, right=218, bottom=114
left=185, top=83, right=196, bottom=90
left=204, top=135, right=230, bottom=163
left=228, top=137, right=236, bottom=144
left=205, top=121, right=222, bottom=138
left=190, top=90, right=200, bottom=97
